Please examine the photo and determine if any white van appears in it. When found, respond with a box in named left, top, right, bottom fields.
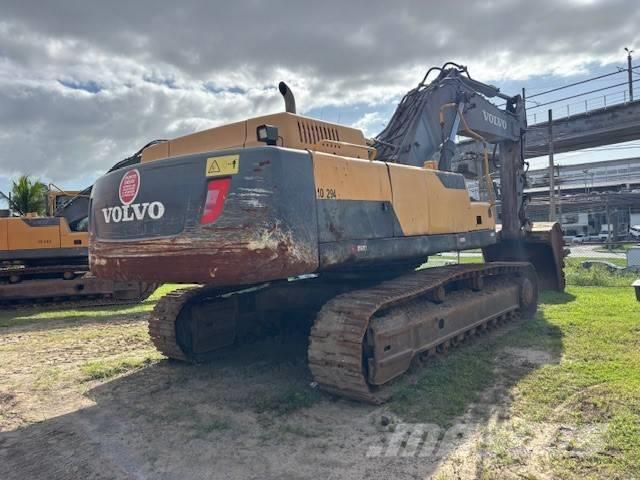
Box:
left=598, top=225, right=613, bottom=242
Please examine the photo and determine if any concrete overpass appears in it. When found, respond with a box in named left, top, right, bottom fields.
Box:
left=454, top=99, right=640, bottom=173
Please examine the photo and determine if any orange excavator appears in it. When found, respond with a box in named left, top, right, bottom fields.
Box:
left=0, top=150, right=159, bottom=305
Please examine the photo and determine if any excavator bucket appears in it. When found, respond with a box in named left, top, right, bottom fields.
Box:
left=483, top=222, right=565, bottom=291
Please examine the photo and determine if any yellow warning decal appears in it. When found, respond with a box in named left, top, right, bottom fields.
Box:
left=205, top=155, right=240, bottom=177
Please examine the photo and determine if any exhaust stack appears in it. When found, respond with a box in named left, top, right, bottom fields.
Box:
left=278, top=81, right=296, bottom=114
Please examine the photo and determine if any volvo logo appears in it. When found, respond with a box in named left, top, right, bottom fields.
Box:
left=482, top=110, right=508, bottom=130
left=103, top=169, right=166, bottom=223
left=101, top=202, right=165, bottom=223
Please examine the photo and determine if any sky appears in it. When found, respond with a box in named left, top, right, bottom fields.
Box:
left=1, top=0, right=640, bottom=205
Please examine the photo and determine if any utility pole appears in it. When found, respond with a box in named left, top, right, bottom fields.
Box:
left=605, top=193, right=611, bottom=248
left=548, top=109, right=556, bottom=221
left=628, top=47, right=634, bottom=101
left=556, top=165, right=562, bottom=222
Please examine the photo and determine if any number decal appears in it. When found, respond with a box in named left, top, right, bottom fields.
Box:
left=316, top=187, right=337, bottom=199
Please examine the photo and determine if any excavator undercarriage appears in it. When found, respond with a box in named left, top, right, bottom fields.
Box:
left=0, top=253, right=155, bottom=306
left=148, top=262, right=538, bottom=403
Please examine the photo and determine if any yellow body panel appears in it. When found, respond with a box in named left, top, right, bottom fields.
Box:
left=169, top=122, right=246, bottom=159
left=388, top=164, right=494, bottom=235
left=0, top=217, right=87, bottom=252
left=386, top=164, right=432, bottom=235
left=388, top=164, right=495, bottom=235
left=311, top=153, right=495, bottom=237
left=0, top=220, right=7, bottom=251
left=142, top=141, right=170, bottom=162
left=312, top=153, right=391, bottom=201
left=245, top=113, right=369, bottom=159
left=60, top=222, right=88, bottom=248
left=468, top=202, right=494, bottom=230
left=141, top=112, right=369, bottom=163
left=6, top=219, right=60, bottom=250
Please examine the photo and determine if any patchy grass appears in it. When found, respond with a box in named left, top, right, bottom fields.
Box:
left=390, top=290, right=566, bottom=426
left=0, top=284, right=186, bottom=328
left=80, top=354, right=162, bottom=381
left=253, top=386, right=321, bottom=416
left=195, top=416, right=233, bottom=436
left=513, top=287, right=640, bottom=477
left=421, top=253, right=485, bottom=268
left=33, top=367, right=65, bottom=390
left=594, top=243, right=637, bottom=253
left=395, top=285, right=639, bottom=478
left=390, top=338, right=505, bottom=424
left=564, top=258, right=637, bottom=287
left=278, top=423, right=321, bottom=438
left=0, top=289, right=172, bottom=426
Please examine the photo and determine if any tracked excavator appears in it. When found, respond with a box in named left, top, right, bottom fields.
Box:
left=89, top=63, right=564, bottom=402
left=0, top=151, right=158, bottom=304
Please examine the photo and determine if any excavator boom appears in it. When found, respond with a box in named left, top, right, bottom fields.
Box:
left=374, top=64, right=564, bottom=290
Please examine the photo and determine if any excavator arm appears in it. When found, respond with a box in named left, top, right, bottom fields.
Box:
left=374, top=64, right=523, bottom=167
left=375, top=63, right=564, bottom=290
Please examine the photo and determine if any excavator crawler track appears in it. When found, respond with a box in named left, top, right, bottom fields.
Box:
left=308, top=262, right=537, bottom=403
left=0, top=271, right=157, bottom=308
left=148, top=262, right=538, bottom=404
left=148, top=280, right=362, bottom=363
left=148, top=286, right=213, bottom=362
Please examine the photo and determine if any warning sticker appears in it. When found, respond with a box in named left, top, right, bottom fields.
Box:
left=206, top=155, right=240, bottom=177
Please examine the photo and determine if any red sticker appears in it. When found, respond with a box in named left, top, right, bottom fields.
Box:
left=119, top=169, right=140, bottom=205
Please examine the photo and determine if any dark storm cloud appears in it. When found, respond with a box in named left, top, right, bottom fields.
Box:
left=0, top=0, right=638, bottom=182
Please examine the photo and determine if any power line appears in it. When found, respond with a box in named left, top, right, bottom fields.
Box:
left=527, top=79, right=640, bottom=109
left=526, top=66, right=640, bottom=99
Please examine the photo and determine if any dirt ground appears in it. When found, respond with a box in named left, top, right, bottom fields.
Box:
left=0, top=289, right=635, bottom=479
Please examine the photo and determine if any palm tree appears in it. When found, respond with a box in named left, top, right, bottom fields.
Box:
left=10, top=175, right=48, bottom=215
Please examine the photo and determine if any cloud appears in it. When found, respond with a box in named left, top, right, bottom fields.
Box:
left=0, top=0, right=638, bottom=185
left=352, top=112, right=386, bottom=138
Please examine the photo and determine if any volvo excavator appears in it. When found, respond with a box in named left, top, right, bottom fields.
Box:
left=88, top=63, right=564, bottom=403
left=0, top=151, right=158, bottom=304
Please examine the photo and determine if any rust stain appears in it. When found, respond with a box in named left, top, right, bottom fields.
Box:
left=89, top=224, right=318, bottom=286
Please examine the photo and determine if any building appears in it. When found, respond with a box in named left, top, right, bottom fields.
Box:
left=527, top=191, right=640, bottom=239
left=520, top=157, right=640, bottom=239
left=526, top=157, right=640, bottom=197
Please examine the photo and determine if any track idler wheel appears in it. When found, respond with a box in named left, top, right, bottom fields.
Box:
left=518, top=266, right=539, bottom=318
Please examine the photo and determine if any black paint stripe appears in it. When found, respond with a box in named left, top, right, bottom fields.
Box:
left=318, top=229, right=495, bottom=269
left=435, top=171, right=466, bottom=189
